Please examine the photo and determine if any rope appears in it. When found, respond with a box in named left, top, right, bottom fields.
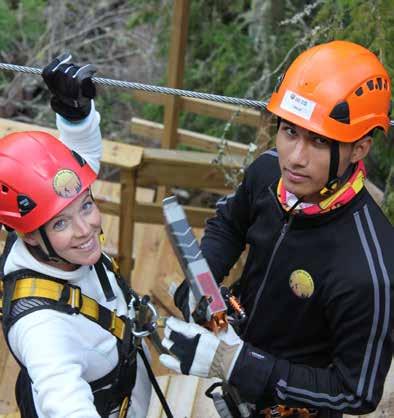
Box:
left=1, top=62, right=393, bottom=127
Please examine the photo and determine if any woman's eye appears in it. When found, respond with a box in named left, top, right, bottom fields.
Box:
left=82, top=200, right=94, bottom=212
left=53, top=219, right=67, bottom=231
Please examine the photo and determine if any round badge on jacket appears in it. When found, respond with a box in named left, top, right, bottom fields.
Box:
left=53, top=169, right=82, bottom=198
left=289, top=269, right=314, bottom=298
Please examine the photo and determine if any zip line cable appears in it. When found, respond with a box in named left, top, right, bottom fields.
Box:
left=1, top=62, right=394, bottom=127
left=0, top=62, right=265, bottom=109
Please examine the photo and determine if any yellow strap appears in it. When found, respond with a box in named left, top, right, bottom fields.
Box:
left=12, top=278, right=125, bottom=340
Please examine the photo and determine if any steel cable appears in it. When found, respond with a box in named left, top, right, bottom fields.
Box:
left=1, top=62, right=394, bottom=127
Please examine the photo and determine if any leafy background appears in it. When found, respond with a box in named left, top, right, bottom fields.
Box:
left=0, top=0, right=393, bottom=222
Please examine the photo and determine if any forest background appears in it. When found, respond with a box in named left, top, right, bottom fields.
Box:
left=0, top=0, right=393, bottom=223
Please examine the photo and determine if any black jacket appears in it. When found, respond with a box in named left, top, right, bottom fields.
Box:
left=201, top=149, right=394, bottom=416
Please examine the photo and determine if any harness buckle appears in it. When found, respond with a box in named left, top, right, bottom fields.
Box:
left=119, top=396, right=129, bottom=418
left=69, top=286, right=82, bottom=313
left=110, top=309, right=117, bottom=332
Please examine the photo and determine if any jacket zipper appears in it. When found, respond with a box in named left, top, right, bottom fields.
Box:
left=242, top=218, right=292, bottom=337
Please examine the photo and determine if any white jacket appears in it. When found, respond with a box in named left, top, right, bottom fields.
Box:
left=5, top=105, right=152, bottom=418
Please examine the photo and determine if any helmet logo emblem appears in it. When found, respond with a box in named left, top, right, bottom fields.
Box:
left=53, top=169, right=82, bottom=198
left=289, top=269, right=314, bottom=298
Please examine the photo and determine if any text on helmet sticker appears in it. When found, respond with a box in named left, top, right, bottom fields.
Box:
left=280, top=90, right=316, bottom=120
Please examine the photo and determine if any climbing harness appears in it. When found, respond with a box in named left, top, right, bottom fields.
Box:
left=0, top=233, right=173, bottom=418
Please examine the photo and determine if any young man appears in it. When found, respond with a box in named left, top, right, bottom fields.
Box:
left=0, top=56, right=152, bottom=417
left=159, top=40, right=394, bottom=418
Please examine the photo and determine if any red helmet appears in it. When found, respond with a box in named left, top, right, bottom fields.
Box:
left=0, top=131, right=97, bottom=233
left=267, top=41, right=391, bottom=142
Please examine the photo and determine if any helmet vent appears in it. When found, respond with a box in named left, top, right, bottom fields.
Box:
left=1, top=185, right=8, bottom=194
left=355, top=87, right=363, bottom=96
left=71, top=150, right=87, bottom=167
left=17, top=195, right=36, bottom=216
left=329, top=101, right=350, bottom=124
left=377, top=78, right=383, bottom=90
left=367, top=80, right=374, bottom=91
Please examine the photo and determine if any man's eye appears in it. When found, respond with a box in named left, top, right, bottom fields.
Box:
left=285, top=127, right=297, bottom=136
left=313, top=137, right=329, bottom=145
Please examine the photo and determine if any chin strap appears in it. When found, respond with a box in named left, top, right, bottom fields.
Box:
left=319, top=141, right=356, bottom=197
left=37, top=226, right=71, bottom=264
left=94, top=254, right=116, bottom=301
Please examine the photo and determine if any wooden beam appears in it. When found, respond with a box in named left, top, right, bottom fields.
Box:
left=132, top=90, right=166, bottom=106
left=102, top=141, right=143, bottom=169
left=128, top=92, right=262, bottom=128
left=131, top=117, right=249, bottom=155
left=139, top=148, right=241, bottom=189
left=134, top=202, right=214, bottom=227
left=95, top=199, right=120, bottom=216
left=0, top=118, right=144, bottom=170
left=180, top=97, right=261, bottom=127
left=118, top=168, right=137, bottom=283
left=162, top=0, right=190, bottom=150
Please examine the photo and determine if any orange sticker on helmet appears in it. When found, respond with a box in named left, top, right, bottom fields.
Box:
left=289, top=270, right=314, bottom=298
left=53, top=169, right=82, bottom=199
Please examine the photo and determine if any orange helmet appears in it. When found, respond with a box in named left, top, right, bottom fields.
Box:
left=267, top=40, right=391, bottom=142
left=0, top=131, right=97, bottom=233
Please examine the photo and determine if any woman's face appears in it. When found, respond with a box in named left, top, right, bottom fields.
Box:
left=26, top=190, right=102, bottom=269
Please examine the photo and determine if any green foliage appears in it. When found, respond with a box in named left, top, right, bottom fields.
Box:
left=0, top=0, right=17, bottom=50
left=313, top=0, right=394, bottom=216
left=0, top=0, right=46, bottom=50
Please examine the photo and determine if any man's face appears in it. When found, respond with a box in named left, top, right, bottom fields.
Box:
left=276, top=120, right=356, bottom=203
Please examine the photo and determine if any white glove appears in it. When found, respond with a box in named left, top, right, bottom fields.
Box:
left=159, top=317, right=243, bottom=380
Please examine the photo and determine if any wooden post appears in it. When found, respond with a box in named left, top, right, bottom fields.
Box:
left=118, top=168, right=137, bottom=284
left=158, top=0, right=190, bottom=201
left=162, top=0, right=190, bottom=149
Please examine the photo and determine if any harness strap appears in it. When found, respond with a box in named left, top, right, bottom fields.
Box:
left=12, top=277, right=127, bottom=341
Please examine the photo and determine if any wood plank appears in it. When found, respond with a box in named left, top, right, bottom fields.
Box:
left=146, top=376, right=170, bottom=418
left=0, top=118, right=143, bottom=170
left=191, top=377, right=222, bottom=418
left=0, top=350, right=18, bottom=414
left=135, top=202, right=214, bottom=227
left=164, top=375, right=199, bottom=417
left=139, top=148, right=242, bottom=189
left=143, top=147, right=243, bottom=168
left=147, top=375, right=219, bottom=418
left=118, top=169, right=137, bottom=281
left=162, top=0, right=190, bottom=150
left=129, top=91, right=261, bottom=128
left=181, top=97, right=261, bottom=127
left=131, top=117, right=249, bottom=155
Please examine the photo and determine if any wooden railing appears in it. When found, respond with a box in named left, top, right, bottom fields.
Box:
left=0, top=118, right=240, bottom=282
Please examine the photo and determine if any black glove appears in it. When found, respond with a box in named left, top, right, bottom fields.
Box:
left=42, top=52, right=97, bottom=121
left=173, top=279, right=191, bottom=321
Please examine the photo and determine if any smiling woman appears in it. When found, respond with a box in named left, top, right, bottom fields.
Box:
left=0, top=56, right=152, bottom=418
left=23, top=190, right=103, bottom=270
